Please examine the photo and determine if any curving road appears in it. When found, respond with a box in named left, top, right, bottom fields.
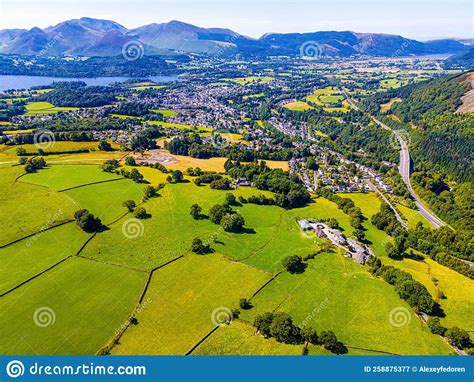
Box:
left=342, top=89, right=447, bottom=229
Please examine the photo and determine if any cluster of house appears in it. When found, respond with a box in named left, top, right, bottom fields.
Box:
left=144, top=82, right=248, bottom=131
left=297, top=219, right=374, bottom=265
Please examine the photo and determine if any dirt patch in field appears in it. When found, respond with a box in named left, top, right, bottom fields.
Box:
left=133, top=150, right=178, bottom=165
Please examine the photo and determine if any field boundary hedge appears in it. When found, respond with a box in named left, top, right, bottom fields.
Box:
left=0, top=256, right=72, bottom=297
left=0, top=220, right=74, bottom=248
left=185, top=326, right=221, bottom=355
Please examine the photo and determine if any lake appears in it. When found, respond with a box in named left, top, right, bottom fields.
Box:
left=0, top=75, right=179, bottom=91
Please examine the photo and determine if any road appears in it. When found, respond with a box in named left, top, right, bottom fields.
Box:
left=341, top=89, right=447, bottom=229
left=365, top=179, right=408, bottom=229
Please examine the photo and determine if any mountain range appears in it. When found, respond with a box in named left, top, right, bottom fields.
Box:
left=0, top=17, right=469, bottom=58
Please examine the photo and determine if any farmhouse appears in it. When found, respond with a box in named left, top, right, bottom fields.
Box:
left=297, top=219, right=312, bottom=231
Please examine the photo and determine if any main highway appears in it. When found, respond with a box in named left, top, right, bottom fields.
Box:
left=342, top=89, right=447, bottom=229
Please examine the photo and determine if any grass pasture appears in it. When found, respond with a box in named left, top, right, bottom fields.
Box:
left=305, top=86, right=352, bottom=113
left=194, top=320, right=303, bottom=355
left=0, top=257, right=146, bottom=355
left=283, top=101, right=313, bottom=111
left=382, top=254, right=474, bottom=332
left=151, top=109, right=177, bottom=117
left=64, top=178, right=144, bottom=224
left=25, top=102, right=78, bottom=116
left=0, top=166, right=78, bottom=246
left=396, top=203, right=429, bottom=228
left=21, top=164, right=122, bottom=191
left=239, top=252, right=453, bottom=355
left=0, top=223, right=90, bottom=294
left=112, top=254, right=269, bottom=355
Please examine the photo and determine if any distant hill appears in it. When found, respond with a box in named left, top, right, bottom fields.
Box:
left=0, top=17, right=468, bottom=58
left=446, top=48, right=474, bottom=69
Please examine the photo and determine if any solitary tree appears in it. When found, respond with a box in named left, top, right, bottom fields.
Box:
left=98, top=139, right=112, bottom=151
left=129, top=168, right=144, bottom=183
left=220, top=213, right=245, bottom=232
left=172, top=170, right=184, bottom=183
left=282, top=255, right=306, bottom=274
left=143, top=185, right=157, bottom=199
left=239, top=298, right=252, bottom=310
left=122, top=200, right=136, bottom=212
left=134, top=207, right=148, bottom=219
left=190, top=204, right=202, bottom=220
left=125, top=156, right=137, bottom=166
left=74, top=209, right=102, bottom=233
left=191, top=237, right=211, bottom=254
left=225, top=193, right=237, bottom=206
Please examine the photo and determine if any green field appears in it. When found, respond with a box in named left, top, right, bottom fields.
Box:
left=80, top=178, right=320, bottom=272
left=151, top=109, right=177, bottom=117
left=0, top=223, right=90, bottom=294
left=193, top=320, right=304, bottom=355
left=113, top=254, right=269, bottom=354
left=305, top=86, right=352, bottom=113
left=0, top=257, right=146, bottom=355
left=283, top=101, right=313, bottom=111
left=382, top=254, right=474, bottom=332
left=0, top=166, right=78, bottom=245
left=25, top=102, right=78, bottom=115
left=240, top=252, right=453, bottom=355
left=396, top=203, right=429, bottom=228
left=22, top=164, right=122, bottom=190
left=64, top=178, right=144, bottom=224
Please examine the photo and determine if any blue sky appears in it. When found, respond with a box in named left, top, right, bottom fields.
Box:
left=1, top=0, right=472, bottom=40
